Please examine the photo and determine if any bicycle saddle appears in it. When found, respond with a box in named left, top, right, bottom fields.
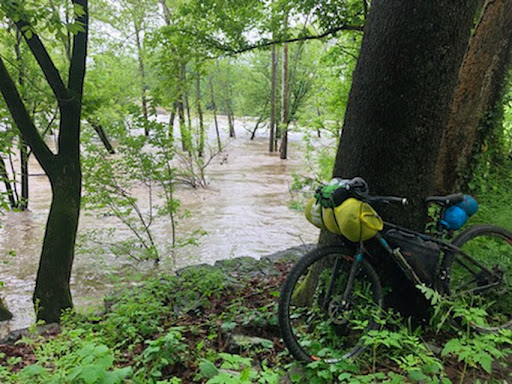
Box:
left=425, top=193, right=464, bottom=206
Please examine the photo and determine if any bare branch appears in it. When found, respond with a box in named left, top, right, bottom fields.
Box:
left=218, top=25, right=364, bottom=55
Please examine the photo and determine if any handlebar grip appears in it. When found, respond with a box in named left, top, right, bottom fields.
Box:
left=368, top=196, right=408, bottom=205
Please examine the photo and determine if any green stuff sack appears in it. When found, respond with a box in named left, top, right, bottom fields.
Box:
left=334, top=198, right=383, bottom=242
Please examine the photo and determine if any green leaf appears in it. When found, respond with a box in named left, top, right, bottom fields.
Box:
left=478, top=354, right=492, bottom=373
left=199, top=360, right=218, bottom=379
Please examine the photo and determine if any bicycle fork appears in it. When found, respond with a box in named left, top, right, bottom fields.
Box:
left=322, top=250, right=363, bottom=312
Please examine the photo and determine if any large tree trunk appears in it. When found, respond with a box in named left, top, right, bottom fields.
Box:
left=328, top=0, right=479, bottom=318
left=332, top=0, right=478, bottom=230
left=34, top=162, right=81, bottom=322
left=435, top=0, right=512, bottom=194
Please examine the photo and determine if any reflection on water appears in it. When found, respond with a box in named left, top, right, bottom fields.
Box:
left=0, top=117, right=319, bottom=333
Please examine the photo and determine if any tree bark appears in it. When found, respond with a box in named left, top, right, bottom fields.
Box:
left=435, top=0, right=512, bottom=194
left=327, top=0, right=479, bottom=319
left=269, top=45, right=277, bottom=152
left=279, top=42, right=289, bottom=160
left=332, top=0, right=478, bottom=231
left=34, top=162, right=81, bottom=322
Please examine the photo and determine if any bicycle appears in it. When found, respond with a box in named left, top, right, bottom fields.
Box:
left=278, top=177, right=512, bottom=363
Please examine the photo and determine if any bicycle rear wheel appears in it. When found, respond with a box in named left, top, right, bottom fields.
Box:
left=447, top=225, right=512, bottom=332
left=278, top=246, right=383, bottom=362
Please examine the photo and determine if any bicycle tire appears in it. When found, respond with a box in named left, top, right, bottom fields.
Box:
left=446, top=224, right=512, bottom=332
left=278, top=246, right=384, bottom=363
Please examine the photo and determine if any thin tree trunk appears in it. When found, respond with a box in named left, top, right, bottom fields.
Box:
left=435, top=0, right=512, bottom=194
left=269, top=45, right=277, bottom=152
left=209, top=77, right=222, bottom=151
left=159, top=0, right=172, bottom=24
left=227, top=100, right=236, bottom=138
left=0, top=157, right=17, bottom=208
left=168, top=102, right=176, bottom=142
left=274, top=48, right=280, bottom=152
left=316, top=103, right=323, bottom=138
left=135, top=25, right=149, bottom=136
left=90, top=121, right=115, bottom=154
left=177, top=99, right=188, bottom=153
left=279, top=42, right=289, bottom=160
left=196, top=72, right=204, bottom=157
left=179, top=65, right=191, bottom=153
left=15, top=29, right=28, bottom=210
left=20, top=142, right=28, bottom=209
left=251, top=98, right=269, bottom=140
left=225, top=64, right=236, bottom=138
left=182, top=66, right=192, bottom=133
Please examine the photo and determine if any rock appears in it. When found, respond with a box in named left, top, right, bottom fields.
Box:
left=175, top=263, right=215, bottom=276
left=225, top=334, right=274, bottom=354
left=263, top=244, right=315, bottom=263
left=0, top=323, right=60, bottom=345
left=215, top=256, right=281, bottom=279
left=0, top=299, right=12, bottom=322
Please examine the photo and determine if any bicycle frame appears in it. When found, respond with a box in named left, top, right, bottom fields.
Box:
left=340, top=222, right=503, bottom=305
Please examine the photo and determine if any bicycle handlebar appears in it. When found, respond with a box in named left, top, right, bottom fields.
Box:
left=368, top=196, right=409, bottom=206
left=342, top=177, right=408, bottom=206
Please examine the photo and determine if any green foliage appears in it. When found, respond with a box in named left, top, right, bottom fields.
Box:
left=136, top=328, right=188, bottom=381
left=197, top=353, right=281, bottom=384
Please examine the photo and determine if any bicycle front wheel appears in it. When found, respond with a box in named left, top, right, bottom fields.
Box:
left=447, top=224, right=512, bottom=332
left=278, top=246, right=383, bottom=363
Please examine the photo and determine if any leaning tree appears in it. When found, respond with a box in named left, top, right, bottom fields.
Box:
left=0, top=0, right=88, bottom=322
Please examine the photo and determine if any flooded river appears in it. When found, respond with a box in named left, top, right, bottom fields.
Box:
left=0, top=116, right=319, bottom=333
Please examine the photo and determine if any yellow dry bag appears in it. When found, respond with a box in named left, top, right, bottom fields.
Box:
left=334, top=198, right=383, bottom=242
left=305, top=197, right=383, bottom=242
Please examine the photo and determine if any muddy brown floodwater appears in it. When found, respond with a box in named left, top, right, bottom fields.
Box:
left=0, top=116, right=319, bottom=335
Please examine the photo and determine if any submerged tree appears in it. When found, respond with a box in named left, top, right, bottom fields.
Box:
left=0, top=0, right=89, bottom=322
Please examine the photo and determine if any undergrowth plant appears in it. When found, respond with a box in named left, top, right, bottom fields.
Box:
left=82, top=111, right=206, bottom=266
